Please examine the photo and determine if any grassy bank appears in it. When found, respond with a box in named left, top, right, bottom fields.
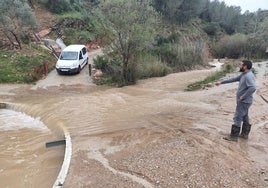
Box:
left=0, top=44, right=55, bottom=83
left=186, top=63, right=235, bottom=91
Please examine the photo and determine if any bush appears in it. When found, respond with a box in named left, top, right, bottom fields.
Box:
left=93, top=55, right=109, bottom=70
left=186, top=63, right=235, bottom=91
left=46, top=0, right=72, bottom=14
left=244, top=37, right=267, bottom=59
left=154, top=33, right=207, bottom=72
left=0, top=44, right=54, bottom=83
left=137, top=56, right=172, bottom=79
left=211, top=33, right=268, bottom=59
left=93, top=54, right=172, bottom=86
left=203, top=22, right=221, bottom=36
left=173, top=40, right=206, bottom=71
left=93, top=55, right=126, bottom=86
left=211, top=33, right=247, bottom=58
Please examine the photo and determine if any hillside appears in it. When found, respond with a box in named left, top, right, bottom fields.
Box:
left=0, top=0, right=267, bottom=86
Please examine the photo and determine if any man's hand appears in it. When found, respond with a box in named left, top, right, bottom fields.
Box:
left=215, top=81, right=221, bottom=86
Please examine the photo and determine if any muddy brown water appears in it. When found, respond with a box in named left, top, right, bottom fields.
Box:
left=0, top=109, right=65, bottom=188
left=0, top=53, right=267, bottom=188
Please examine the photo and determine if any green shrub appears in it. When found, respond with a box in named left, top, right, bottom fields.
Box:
left=93, top=55, right=109, bottom=70
left=154, top=33, right=207, bottom=72
left=203, top=22, right=221, bottom=36
left=137, top=60, right=172, bottom=79
left=211, top=33, right=247, bottom=58
left=186, top=63, right=235, bottom=91
left=93, top=54, right=172, bottom=86
left=244, top=37, right=267, bottom=59
left=93, top=55, right=126, bottom=86
left=173, top=40, right=206, bottom=71
left=46, top=0, right=72, bottom=14
left=0, top=44, right=54, bottom=83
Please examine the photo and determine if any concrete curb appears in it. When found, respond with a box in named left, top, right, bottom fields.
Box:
left=1, top=102, right=72, bottom=188
left=53, top=129, right=72, bottom=187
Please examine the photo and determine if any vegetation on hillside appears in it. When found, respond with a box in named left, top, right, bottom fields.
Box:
left=0, top=44, right=54, bottom=83
left=0, top=0, right=267, bottom=85
left=186, top=63, right=235, bottom=91
left=0, top=0, right=38, bottom=49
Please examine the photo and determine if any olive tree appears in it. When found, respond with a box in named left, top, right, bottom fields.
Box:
left=95, top=0, right=160, bottom=84
left=0, top=0, right=38, bottom=49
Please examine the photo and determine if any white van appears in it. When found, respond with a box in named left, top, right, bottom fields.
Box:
left=56, top=45, right=88, bottom=74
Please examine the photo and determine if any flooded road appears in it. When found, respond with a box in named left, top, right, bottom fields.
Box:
left=0, top=53, right=267, bottom=187
left=0, top=109, right=64, bottom=188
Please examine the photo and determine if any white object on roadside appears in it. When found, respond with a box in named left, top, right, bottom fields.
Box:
left=56, top=38, right=67, bottom=50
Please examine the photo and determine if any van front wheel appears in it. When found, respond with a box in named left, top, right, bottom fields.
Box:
left=77, top=66, right=81, bottom=74
left=56, top=69, right=62, bottom=75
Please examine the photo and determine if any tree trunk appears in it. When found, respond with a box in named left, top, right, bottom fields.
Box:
left=5, top=34, right=15, bottom=49
left=27, top=0, right=35, bottom=9
left=9, top=30, right=22, bottom=50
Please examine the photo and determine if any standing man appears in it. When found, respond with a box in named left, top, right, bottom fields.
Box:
left=215, top=60, right=256, bottom=142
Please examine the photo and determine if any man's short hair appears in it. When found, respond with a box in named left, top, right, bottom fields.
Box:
left=242, top=60, right=252, bottom=69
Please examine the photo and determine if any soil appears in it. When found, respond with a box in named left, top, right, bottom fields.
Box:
left=1, top=52, right=268, bottom=188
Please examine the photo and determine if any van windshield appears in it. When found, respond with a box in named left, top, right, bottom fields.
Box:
left=60, top=51, right=78, bottom=60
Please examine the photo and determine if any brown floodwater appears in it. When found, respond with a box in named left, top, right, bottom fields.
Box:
left=0, top=64, right=213, bottom=188
left=1, top=55, right=267, bottom=187
left=0, top=109, right=64, bottom=188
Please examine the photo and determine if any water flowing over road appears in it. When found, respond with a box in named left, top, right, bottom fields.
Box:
left=0, top=109, right=64, bottom=188
left=0, top=51, right=267, bottom=187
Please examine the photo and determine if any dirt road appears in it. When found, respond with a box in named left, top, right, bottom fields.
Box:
left=0, top=53, right=268, bottom=187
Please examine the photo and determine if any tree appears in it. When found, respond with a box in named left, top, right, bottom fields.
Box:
left=95, top=0, right=160, bottom=84
left=175, top=0, right=207, bottom=24
left=0, top=0, right=38, bottom=49
left=256, top=17, right=268, bottom=52
left=259, top=17, right=268, bottom=38
left=242, top=11, right=258, bottom=34
left=152, top=0, right=208, bottom=25
left=46, top=0, right=72, bottom=13
left=208, top=0, right=243, bottom=34
left=152, top=0, right=183, bottom=23
left=27, top=0, right=34, bottom=9
left=241, top=10, right=268, bottom=58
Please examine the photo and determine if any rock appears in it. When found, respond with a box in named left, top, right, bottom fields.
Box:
left=38, top=28, right=52, bottom=38
left=94, top=70, right=103, bottom=77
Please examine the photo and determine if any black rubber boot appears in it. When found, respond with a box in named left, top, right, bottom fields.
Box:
left=223, top=124, right=240, bottom=142
left=239, top=123, right=251, bottom=139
